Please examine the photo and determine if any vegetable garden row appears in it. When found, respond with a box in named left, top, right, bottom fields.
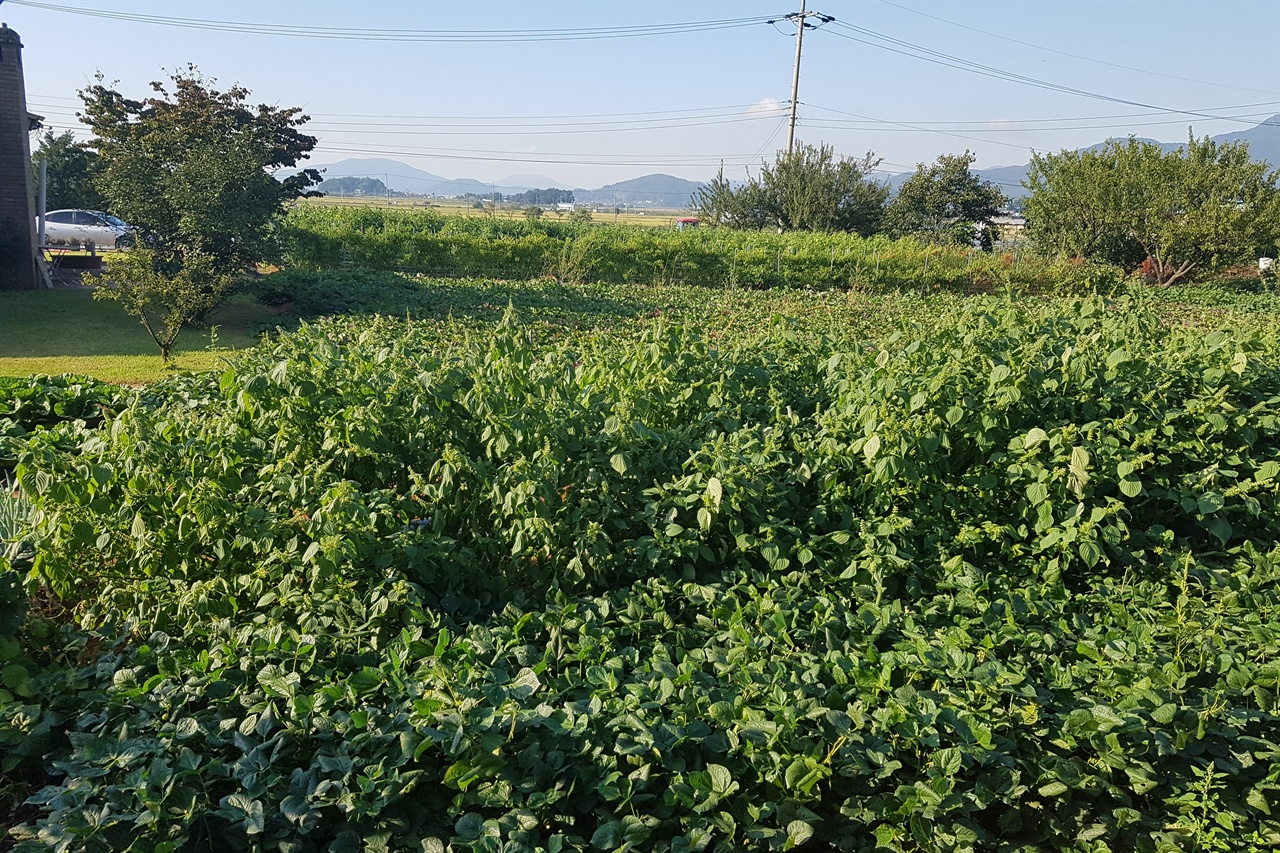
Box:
left=3, top=281, right=1280, bottom=850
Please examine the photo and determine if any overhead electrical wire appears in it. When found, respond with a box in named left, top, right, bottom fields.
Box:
left=820, top=21, right=1280, bottom=128
left=25, top=101, right=790, bottom=137
left=300, top=117, right=785, bottom=137
left=27, top=94, right=787, bottom=125
left=793, top=101, right=1035, bottom=153
left=30, top=92, right=1275, bottom=131
left=875, top=0, right=1279, bottom=97
left=4, top=0, right=771, bottom=42
left=803, top=101, right=1280, bottom=128
left=801, top=104, right=1279, bottom=135
left=309, top=139, right=778, bottom=168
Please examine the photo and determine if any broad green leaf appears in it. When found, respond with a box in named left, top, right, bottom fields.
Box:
left=707, top=764, right=734, bottom=796
left=1024, top=427, right=1049, bottom=447
left=591, top=821, right=622, bottom=849
left=1197, top=492, right=1225, bottom=514
left=1038, top=781, right=1069, bottom=797
left=1068, top=446, right=1090, bottom=496
left=784, top=820, right=814, bottom=849
left=706, top=476, right=723, bottom=509
left=1206, top=516, right=1233, bottom=545
left=934, top=747, right=962, bottom=776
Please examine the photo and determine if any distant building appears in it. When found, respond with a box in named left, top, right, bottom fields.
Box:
left=990, top=214, right=1026, bottom=242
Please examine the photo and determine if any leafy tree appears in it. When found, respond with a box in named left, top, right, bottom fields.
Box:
left=523, top=206, right=544, bottom=220
left=762, top=143, right=888, bottom=234
left=690, top=166, right=771, bottom=230
left=884, top=151, right=1005, bottom=247
left=29, top=130, right=105, bottom=212
left=692, top=143, right=888, bottom=234
left=319, top=176, right=387, bottom=197
left=509, top=188, right=574, bottom=206
left=1024, top=136, right=1280, bottom=285
left=94, top=249, right=236, bottom=363
left=78, top=66, right=321, bottom=274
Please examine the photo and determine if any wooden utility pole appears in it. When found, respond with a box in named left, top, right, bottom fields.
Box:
left=786, top=0, right=808, bottom=154
left=782, top=2, right=833, bottom=155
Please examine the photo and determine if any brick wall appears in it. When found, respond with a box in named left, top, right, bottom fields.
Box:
left=0, top=23, right=38, bottom=290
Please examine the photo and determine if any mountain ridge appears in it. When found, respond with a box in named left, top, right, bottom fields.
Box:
left=302, top=114, right=1279, bottom=206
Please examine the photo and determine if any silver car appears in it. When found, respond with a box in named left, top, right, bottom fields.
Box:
left=40, top=209, right=133, bottom=250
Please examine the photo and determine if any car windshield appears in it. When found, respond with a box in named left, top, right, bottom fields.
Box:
left=93, top=212, right=128, bottom=228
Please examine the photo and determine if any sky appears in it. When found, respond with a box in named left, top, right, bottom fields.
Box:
left=4, top=0, right=1278, bottom=190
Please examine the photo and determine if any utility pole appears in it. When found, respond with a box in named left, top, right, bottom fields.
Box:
left=781, top=2, right=834, bottom=155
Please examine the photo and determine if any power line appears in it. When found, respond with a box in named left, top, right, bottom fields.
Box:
left=312, top=143, right=774, bottom=168
left=6, top=1, right=772, bottom=42
left=31, top=93, right=1274, bottom=130
left=818, top=102, right=1280, bottom=128
left=801, top=104, right=1279, bottom=135
left=820, top=21, right=1280, bottom=129
left=797, top=102, right=1035, bottom=153
left=301, top=116, right=787, bottom=137
left=28, top=93, right=789, bottom=125
left=875, top=0, right=1279, bottom=98
left=28, top=93, right=769, bottom=117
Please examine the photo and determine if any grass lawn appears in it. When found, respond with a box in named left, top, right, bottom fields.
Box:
left=0, top=288, right=280, bottom=384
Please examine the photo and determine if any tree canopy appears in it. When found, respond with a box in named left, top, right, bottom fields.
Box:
left=78, top=66, right=321, bottom=273
left=30, top=130, right=105, bottom=212
left=693, top=143, right=889, bottom=235
left=1023, top=136, right=1280, bottom=285
left=884, top=151, right=1005, bottom=247
left=319, top=176, right=388, bottom=197
left=509, top=188, right=574, bottom=206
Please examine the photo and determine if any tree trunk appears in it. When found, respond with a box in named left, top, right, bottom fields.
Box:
left=1156, top=258, right=1196, bottom=287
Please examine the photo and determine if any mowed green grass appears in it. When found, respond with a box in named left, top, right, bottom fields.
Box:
left=0, top=289, right=281, bottom=384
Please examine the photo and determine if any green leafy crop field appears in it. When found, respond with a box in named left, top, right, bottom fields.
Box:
left=2, top=285, right=1280, bottom=851
left=278, top=208, right=1129, bottom=295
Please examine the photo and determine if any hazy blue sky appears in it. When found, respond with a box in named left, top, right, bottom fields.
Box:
left=6, top=0, right=1278, bottom=188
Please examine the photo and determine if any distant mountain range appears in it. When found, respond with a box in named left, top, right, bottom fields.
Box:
left=303, top=114, right=1279, bottom=207
left=307, top=158, right=565, bottom=198
left=306, top=157, right=706, bottom=208
left=573, top=175, right=706, bottom=208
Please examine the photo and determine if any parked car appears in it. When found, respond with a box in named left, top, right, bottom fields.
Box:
left=39, top=209, right=134, bottom=250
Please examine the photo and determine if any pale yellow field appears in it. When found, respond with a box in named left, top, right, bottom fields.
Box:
left=300, top=196, right=689, bottom=228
